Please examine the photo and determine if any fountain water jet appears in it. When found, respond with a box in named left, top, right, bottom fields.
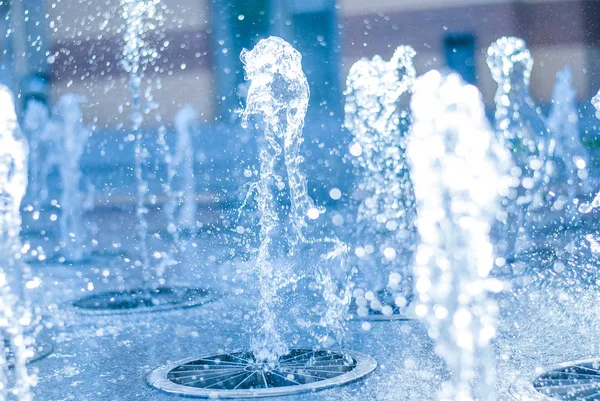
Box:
left=240, top=36, right=352, bottom=362
left=547, top=67, right=591, bottom=213
left=408, top=70, right=512, bottom=401
left=121, top=0, right=161, bottom=280
left=173, top=105, right=198, bottom=233
left=506, top=81, right=600, bottom=401
left=22, top=100, right=52, bottom=204
left=0, top=84, right=36, bottom=401
left=73, top=0, right=213, bottom=314
left=578, top=90, right=600, bottom=214
left=148, top=36, right=374, bottom=399
left=48, top=94, right=90, bottom=262
left=486, top=36, right=551, bottom=258
left=344, top=45, right=417, bottom=320
left=155, top=120, right=179, bottom=280
left=240, top=36, right=297, bottom=363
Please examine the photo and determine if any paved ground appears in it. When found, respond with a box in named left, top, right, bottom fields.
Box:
left=18, top=217, right=600, bottom=401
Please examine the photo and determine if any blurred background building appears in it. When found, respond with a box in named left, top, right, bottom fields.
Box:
left=1, top=0, right=599, bottom=130
left=1, top=0, right=599, bottom=230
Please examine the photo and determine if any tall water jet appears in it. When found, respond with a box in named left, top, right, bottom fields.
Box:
left=173, top=105, right=198, bottom=233
left=0, top=85, right=35, bottom=401
left=578, top=90, right=600, bottom=213
left=408, top=70, right=512, bottom=401
left=70, top=54, right=212, bottom=314
left=241, top=36, right=350, bottom=363
left=47, top=94, right=90, bottom=261
left=486, top=37, right=550, bottom=257
left=240, top=36, right=307, bottom=363
left=344, top=46, right=417, bottom=318
left=155, top=121, right=179, bottom=279
left=70, top=0, right=212, bottom=314
left=148, top=36, right=373, bottom=399
left=22, top=100, right=51, bottom=203
left=121, top=0, right=161, bottom=279
left=547, top=67, right=591, bottom=212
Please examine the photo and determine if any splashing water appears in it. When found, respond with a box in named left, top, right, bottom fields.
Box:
left=593, top=90, right=600, bottom=114
left=547, top=67, right=591, bottom=211
left=0, top=85, right=35, bottom=401
left=240, top=36, right=306, bottom=363
left=240, top=36, right=305, bottom=363
left=486, top=37, right=550, bottom=256
left=46, top=94, right=90, bottom=261
left=241, top=36, right=316, bottom=248
left=344, top=46, right=417, bottom=311
left=0, top=87, right=30, bottom=275
left=23, top=100, right=58, bottom=202
left=22, top=100, right=51, bottom=203
left=579, top=90, right=600, bottom=213
left=121, top=0, right=162, bottom=277
left=408, top=70, right=512, bottom=401
left=173, top=105, right=198, bottom=233
left=154, top=104, right=179, bottom=279
left=241, top=37, right=350, bottom=363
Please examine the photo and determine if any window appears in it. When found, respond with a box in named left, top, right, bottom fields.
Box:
left=292, top=9, right=340, bottom=118
left=230, top=0, right=270, bottom=98
left=444, top=33, right=476, bottom=85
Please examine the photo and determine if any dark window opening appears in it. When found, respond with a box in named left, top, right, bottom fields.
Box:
left=444, top=33, right=477, bottom=85
left=292, top=10, right=339, bottom=118
left=230, top=0, right=270, bottom=103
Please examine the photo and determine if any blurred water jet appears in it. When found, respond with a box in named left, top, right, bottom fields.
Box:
left=408, top=70, right=512, bottom=401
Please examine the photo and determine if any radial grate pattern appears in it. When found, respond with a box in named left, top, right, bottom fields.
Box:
left=73, top=286, right=216, bottom=314
left=148, top=349, right=377, bottom=398
left=532, top=359, right=600, bottom=400
left=4, top=338, right=53, bottom=367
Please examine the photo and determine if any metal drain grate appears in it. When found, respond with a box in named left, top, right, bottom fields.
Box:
left=511, top=359, right=600, bottom=400
left=148, top=349, right=377, bottom=398
left=72, top=286, right=217, bottom=315
left=4, top=338, right=53, bottom=367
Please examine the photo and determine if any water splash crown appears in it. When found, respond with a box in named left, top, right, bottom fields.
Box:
left=487, top=36, right=533, bottom=86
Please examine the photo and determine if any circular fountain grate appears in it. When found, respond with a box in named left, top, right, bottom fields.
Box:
left=4, top=338, right=53, bottom=367
left=511, top=359, right=600, bottom=400
left=72, top=286, right=217, bottom=315
left=148, top=349, right=377, bottom=398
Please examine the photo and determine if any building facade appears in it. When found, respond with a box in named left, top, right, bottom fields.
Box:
left=1, top=0, right=599, bottom=129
